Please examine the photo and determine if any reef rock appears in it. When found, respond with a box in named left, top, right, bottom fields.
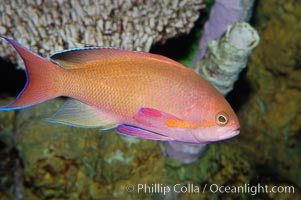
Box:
left=237, top=0, right=301, bottom=189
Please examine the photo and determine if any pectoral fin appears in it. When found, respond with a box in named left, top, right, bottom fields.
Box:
left=133, top=107, right=181, bottom=127
left=45, top=99, right=118, bottom=130
left=134, top=107, right=210, bottom=129
left=116, top=124, right=174, bottom=141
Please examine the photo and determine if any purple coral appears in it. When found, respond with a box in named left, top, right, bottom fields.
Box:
left=165, top=142, right=207, bottom=164
left=192, top=0, right=255, bottom=64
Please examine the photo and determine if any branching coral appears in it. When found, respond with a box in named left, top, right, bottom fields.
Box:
left=0, top=0, right=204, bottom=68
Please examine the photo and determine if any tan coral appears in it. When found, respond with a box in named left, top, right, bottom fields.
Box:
left=193, top=22, right=259, bottom=95
left=0, top=0, right=204, bottom=69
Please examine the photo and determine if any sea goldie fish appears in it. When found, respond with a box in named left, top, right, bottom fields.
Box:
left=0, top=37, right=240, bottom=143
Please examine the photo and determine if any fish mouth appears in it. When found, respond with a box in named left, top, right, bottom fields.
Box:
left=217, top=127, right=240, bottom=141
left=223, top=127, right=240, bottom=139
left=232, top=127, right=240, bottom=135
left=195, top=127, right=240, bottom=143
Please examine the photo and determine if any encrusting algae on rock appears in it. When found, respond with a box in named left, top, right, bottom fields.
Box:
left=235, top=0, right=301, bottom=193
left=1, top=99, right=167, bottom=199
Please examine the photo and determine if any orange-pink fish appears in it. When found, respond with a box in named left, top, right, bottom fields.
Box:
left=0, top=37, right=240, bottom=143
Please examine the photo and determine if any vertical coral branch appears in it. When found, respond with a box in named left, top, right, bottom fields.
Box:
left=194, top=22, right=259, bottom=95
left=165, top=142, right=207, bottom=164
left=192, top=0, right=255, bottom=64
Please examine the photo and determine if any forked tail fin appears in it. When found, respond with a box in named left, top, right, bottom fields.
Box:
left=0, top=36, right=63, bottom=110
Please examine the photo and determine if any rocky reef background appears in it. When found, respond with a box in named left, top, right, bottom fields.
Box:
left=1, top=0, right=301, bottom=199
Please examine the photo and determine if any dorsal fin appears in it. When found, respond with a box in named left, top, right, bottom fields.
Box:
left=50, top=47, right=186, bottom=70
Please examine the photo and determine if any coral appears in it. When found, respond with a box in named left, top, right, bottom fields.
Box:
left=0, top=0, right=204, bottom=69
left=193, top=22, right=259, bottom=95
left=165, top=142, right=207, bottom=164
left=192, top=0, right=255, bottom=64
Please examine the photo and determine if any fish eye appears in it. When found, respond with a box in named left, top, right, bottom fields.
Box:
left=215, top=111, right=229, bottom=126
